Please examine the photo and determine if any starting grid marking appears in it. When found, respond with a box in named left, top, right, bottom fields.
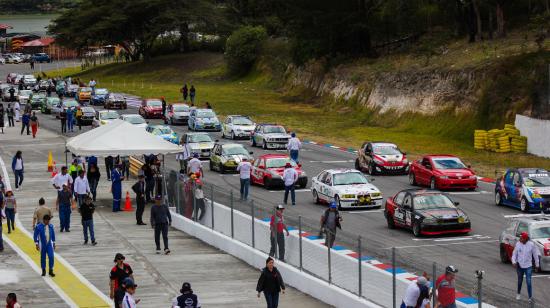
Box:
left=411, top=234, right=491, bottom=242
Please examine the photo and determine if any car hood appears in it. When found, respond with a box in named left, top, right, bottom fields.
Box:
left=333, top=183, right=381, bottom=194
left=268, top=167, right=304, bottom=176
left=527, top=186, right=550, bottom=195
left=436, top=169, right=475, bottom=176
left=418, top=208, right=465, bottom=219
left=189, top=142, right=215, bottom=150
left=93, top=94, right=107, bottom=98
left=223, top=154, right=252, bottom=163
left=233, top=125, right=255, bottom=131
left=374, top=154, right=403, bottom=162
left=264, top=133, right=290, bottom=139
left=83, top=112, right=95, bottom=117
left=174, top=112, right=190, bottom=117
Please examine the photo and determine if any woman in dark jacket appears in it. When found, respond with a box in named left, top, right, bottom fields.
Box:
left=256, top=257, right=285, bottom=308
left=86, top=163, right=101, bottom=201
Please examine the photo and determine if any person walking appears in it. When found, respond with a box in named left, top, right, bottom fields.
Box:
left=0, top=103, right=4, bottom=134
left=7, top=103, right=15, bottom=127
left=121, top=156, right=130, bottom=179
left=8, top=87, right=16, bottom=103
left=33, top=214, right=56, bottom=277
left=256, top=257, right=286, bottom=308
left=150, top=195, right=172, bottom=255
left=142, top=164, right=154, bottom=203
left=12, top=151, right=24, bottom=191
left=6, top=293, right=22, bottom=308
left=180, top=84, right=188, bottom=101
left=3, top=191, right=16, bottom=233
left=187, top=153, right=202, bottom=177
left=60, top=108, right=67, bottom=134
left=122, top=278, right=139, bottom=308
left=194, top=179, right=206, bottom=220
left=75, top=106, right=83, bottom=130
left=13, top=101, right=20, bottom=122
left=109, top=253, right=134, bottom=308
left=32, top=197, right=52, bottom=230
left=52, top=166, right=73, bottom=193
left=401, top=276, right=428, bottom=308
left=286, top=132, right=301, bottom=163
left=69, top=159, right=82, bottom=190
left=269, top=205, right=289, bottom=261
left=87, top=163, right=101, bottom=202
left=171, top=282, right=201, bottom=308
left=237, top=157, right=252, bottom=200
left=80, top=195, right=97, bottom=245
left=30, top=58, right=35, bottom=70
left=30, top=111, right=39, bottom=138
left=512, top=232, right=540, bottom=302
left=20, top=112, right=30, bottom=135
left=56, top=184, right=74, bottom=232
left=282, top=162, right=297, bottom=206
left=67, top=107, right=74, bottom=132
left=320, top=201, right=342, bottom=248
left=89, top=78, right=97, bottom=92
left=131, top=175, right=147, bottom=225
left=111, top=164, right=124, bottom=212
left=436, top=265, right=458, bottom=308
left=189, top=85, right=196, bottom=103
left=74, top=170, right=90, bottom=209
left=105, top=156, right=114, bottom=181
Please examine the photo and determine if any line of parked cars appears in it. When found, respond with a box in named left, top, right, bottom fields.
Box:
left=1, top=53, right=51, bottom=64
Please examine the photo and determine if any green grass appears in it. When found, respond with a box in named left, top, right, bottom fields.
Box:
left=43, top=51, right=550, bottom=177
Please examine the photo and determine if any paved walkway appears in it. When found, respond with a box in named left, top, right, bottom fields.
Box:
left=0, top=124, right=328, bottom=307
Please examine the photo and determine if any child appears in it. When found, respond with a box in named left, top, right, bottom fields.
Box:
left=122, top=278, right=140, bottom=308
left=3, top=191, right=16, bottom=233
left=6, top=293, right=22, bottom=308
left=80, top=195, right=97, bottom=245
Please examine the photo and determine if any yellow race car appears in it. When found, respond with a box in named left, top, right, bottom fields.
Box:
left=77, top=87, right=93, bottom=102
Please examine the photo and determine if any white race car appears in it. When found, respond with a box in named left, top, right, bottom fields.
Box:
left=311, top=169, right=383, bottom=210
left=222, top=115, right=256, bottom=139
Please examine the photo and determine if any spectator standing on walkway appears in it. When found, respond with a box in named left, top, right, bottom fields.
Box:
left=256, top=257, right=285, bottom=308
left=33, top=214, right=56, bottom=277
left=74, top=170, right=90, bottom=209
left=512, top=232, right=540, bottom=302
left=13, top=101, right=20, bottom=122
left=7, top=104, right=14, bottom=127
left=141, top=163, right=154, bottom=203
left=187, top=153, right=202, bottom=177
left=32, top=197, right=52, bottom=230
left=121, top=156, right=130, bottom=179
left=181, top=84, right=188, bottom=101
left=30, top=111, right=39, bottom=138
left=59, top=108, right=67, bottom=134
left=0, top=103, right=4, bottom=134
left=20, top=112, right=30, bottom=135
left=80, top=196, right=97, bottom=245
left=282, top=163, right=297, bottom=206
left=122, top=278, right=139, bottom=308
left=111, top=164, right=124, bottom=212
left=436, top=265, right=458, bottom=308
left=6, top=293, right=22, bottom=308
left=150, top=195, right=171, bottom=255
left=194, top=179, right=206, bottom=220
left=105, top=155, right=114, bottom=181
left=401, top=276, right=428, bottom=308
left=269, top=205, right=289, bottom=261
left=320, top=201, right=342, bottom=248
left=75, top=106, right=83, bottom=130
left=52, top=166, right=73, bottom=194
left=286, top=132, right=301, bottom=163
left=89, top=78, right=97, bottom=92
left=237, top=157, right=252, bottom=200
left=132, top=174, right=147, bottom=225
left=69, top=159, right=82, bottom=191
left=172, top=282, right=201, bottom=308
left=30, top=58, right=35, bottom=70
left=189, top=85, right=196, bottom=103
left=56, top=184, right=74, bottom=232
left=110, top=253, right=134, bottom=308
left=67, top=107, right=74, bottom=132
left=12, top=151, right=24, bottom=191
left=161, top=96, right=167, bottom=123
left=3, top=191, right=16, bottom=233
left=87, top=163, right=101, bottom=202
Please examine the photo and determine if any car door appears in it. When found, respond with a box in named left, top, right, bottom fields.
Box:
left=315, top=172, right=330, bottom=201
left=364, top=143, right=374, bottom=166
left=416, top=158, right=432, bottom=185
left=510, top=221, right=529, bottom=254
left=390, top=191, right=407, bottom=225
left=501, top=220, right=519, bottom=259
left=312, top=171, right=327, bottom=197
left=210, top=144, right=220, bottom=166
left=223, top=117, right=231, bottom=135
left=401, top=194, right=414, bottom=227
left=252, top=158, right=266, bottom=183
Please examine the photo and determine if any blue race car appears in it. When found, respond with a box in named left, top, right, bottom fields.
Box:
left=495, top=168, right=550, bottom=212
left=145, top=124, right=179, bottom=144
left=91, top=88, right=109, bottom=105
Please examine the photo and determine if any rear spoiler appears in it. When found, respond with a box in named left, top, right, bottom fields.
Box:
left=503, top=214, right=550, bottom=219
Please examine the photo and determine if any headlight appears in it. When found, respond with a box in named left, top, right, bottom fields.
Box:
left=300, top=171, right=307, bottom=177
left=101, top=120, right=106, bottom=124
left=459, top=215, right=470, bottom=223
left=469, top=175, right=477, bottom=179
left=439, top=175, right=449, bottom=179
left=423, top=217, right=437, bottom=224
left=402, top=159, right=408, bottom=164
left=370, top=192, right=382, bottom=198
left=342, top=194, right=355, bottom=199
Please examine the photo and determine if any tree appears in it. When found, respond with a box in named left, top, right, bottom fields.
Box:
left=225, top=25, right=267, bottom=75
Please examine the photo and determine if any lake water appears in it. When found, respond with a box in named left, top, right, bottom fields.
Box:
left=0, top=14, right=57, bottom=36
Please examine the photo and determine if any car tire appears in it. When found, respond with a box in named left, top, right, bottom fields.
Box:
left=299, top=180, right=307, bottom=189
left=221, top=130, right=226, bottom=139
left=495, top=191, right=503, bottom=206
left=499, top=244, right=510, bottom=263
left=412, top=222, right=421, bottom=237
left=520, top=197, right=529, bottom=212
left=262, top=141, right=268, bottom=150
left=219, top=163, right=226, bottom=174
left=430, top=177, right=437, bottom=190
left=264, top=177, right=273, bottom=190
left=386, top=212, right=396, bottom=229
left=355, top=159, right=361, bottom=171
left=409, top=173, right=417, bottom=186
left=231, top=131, right=236, bottom=140
left=312, top=190, right=320, bottom=204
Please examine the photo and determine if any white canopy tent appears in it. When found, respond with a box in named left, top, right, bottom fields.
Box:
left=66, top=119, right=183, bottom=156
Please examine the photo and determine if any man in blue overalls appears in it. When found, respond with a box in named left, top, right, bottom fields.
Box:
left=111, top=164, right=124, bottom=212
left=33, top=214, right=56, bottom=277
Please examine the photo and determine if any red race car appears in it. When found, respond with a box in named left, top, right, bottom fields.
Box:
left=409, top=155, right=477, bottom=190
left=139, top=98, right=164, bottom=119
left=251, top=154, right=308, bottom=189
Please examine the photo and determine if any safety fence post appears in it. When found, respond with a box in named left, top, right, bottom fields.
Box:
left=230, top=190, right=234, bottom=238
left=251, top=200, right=255, bottom=248
left=210, top=185, right=214, bottom=230
left=392, top=247, right=396, bottom=308
left=193, top=181, right=197, bottom=222
left=476, top=270, right=483, bottom=308
left=358, top=236, right=362, bottom=297
left=327, top=230, right=332, bottom=284
left=298, top=216, right=303, bottom=271
left=432, top=262, right=437, bottom=306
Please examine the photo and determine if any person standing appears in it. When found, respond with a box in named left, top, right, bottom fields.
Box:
left=401, top=276, right=428, bottom=308
left=131, top=175, right=147, bottom=225
left=237, top=157, right=252, bottom=200
left=7, top=103, right=15, bottom=127
left=187, top=153, right=202, bottom=177
left=13, top=101, right=20, bottom=122
left=269, top=205, right=289, bottom=261
left=194, top=179, right=206, bottom=220
left=30, top=58, right=35, bottom=70
left=67, top=107, right=74, bottom=132
left=142, top=164, right=154, bottom=203
left=3, top=191, right=16, bottom=233
left=32, top=197, right=52, bottom=230
left=33, top=214, right=56, bottom=277
left=52, top=166, right=73, bottom=193
left=105, top=156, right=114, bottom=181
left=89, top=78, right=97, bottom=92
left=161, top=97, right=167, bottom=124
left=122, top=278, right=139, bottom=308
left=512, top=232, right=540, bottom=302
left=286, top=133, right=301, bottom=163
left=12, top=151, right=24, bottom=191
left=59, top=108, right=67, bottom=134
left=181, top=84, right=188, bottom=101
left=189, top=85, right=196, bottom=103
left=171, top=282, right=201, bottom=308
left=56, top=184, right=74, bottom=232
left=75, top=106, right=83, bottom=130
left=0, top=195, right=4, bottom=251
left=87, top=163, right=100, bottom=202
left=30, top=111, right=39, bottom=138
left=121, top=156, right=130, bottom=179
left=256, top=257, right=286, bottom=308
left=6, top=293, right=22, bottom=308
left=0, top=103, right=4, bottom=134
left=436, top=265, right=458, bottom=308
left=74, top=170, right=90, bottom=209
left=109, top=253, right=134, bottom=308
left=320, top=201, right=342, bottom=248
left=69, top=159, right=82, bottom=190
left=8, top=87, right=16, bottom=103
left=20, top=112, right=30, bottom=135
left=111, top=165, right=124, bottom=212
left=150, top=195, right=172, bottom=255
left=80, top=196, right=97, bottom=245
left=282, top=162, right=297, bottom=206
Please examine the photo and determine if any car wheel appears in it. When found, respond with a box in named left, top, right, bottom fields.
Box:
left=412, top=222, right=421, bottom=237
left=368, top=163, right=376, bottom=175
left=299, top=180, right=307, bottom=189
left=262, top=141, right=268, bottom=150
left=520, top=197, right=529, bottom=212
left=264, top=177, right=273, bottom=190
left=231, top=131, right=236, bottom=140
left=335, top=195, right=342, bottom=210
left=499, top=244, right=510, bottom=263
left=219, top=163, right=226, bottom=174
left=495, top=191, right=503, bottom=206
left=355, top=159, right=361, bottom=171
left=312, top=190, right=320, bottom=204
left=430, top=177, right=437, bottom=190
left=409, top=172, right=417, bottom=186
left=386, top=212, right=396, bottom=229
left=221, top=130, right=226, bottom=139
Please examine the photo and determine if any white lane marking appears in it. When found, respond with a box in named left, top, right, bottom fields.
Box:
left=447, top=191, right=490, bottom=195
left=411, top=234, right=490, bottom=242
left=347, top=209, right=384, bottom=214
left=532, top=275, right=550, bottom=279
left=385, top=239, right=498, bottom=249
left=308, top=160, right=354, bottom=163
left=268, top=189, right=310, bottom=193
left=218, top=174, right=239, bottom=177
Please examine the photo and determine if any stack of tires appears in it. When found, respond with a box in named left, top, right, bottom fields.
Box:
left=496, top=134, right=511, bottom=153
left=503, top=124, right=521, bottom=137
left=474, top=130, right=488, bottom=150
left=487, top=129, right=501, bottom=151
left=511, top=135, right=528, bottom=153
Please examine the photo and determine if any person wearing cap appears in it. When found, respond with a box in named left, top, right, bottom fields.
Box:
left=132, top=174, right=147, bottom=225
left=33, top=214, right=56, bottom=277
left=172, top=282, right=202, bottom=308
left=187, top=153, right=202, bottom=178
left=286, top=132, right=302, bottom=163
left=237, top=156, right=252, bottom=201
left=320, top=201, right=342, bottom=248
left=56, top=183, right=74, bottom=232
left=512, top=231, right=540, bottom=301
left=150, top=195, right=172, bottom=254
left=111, top=164, right=124, bottom=212
left=110, top=253, right=134, bottom=307
left=32, top=197, right=52, bottom=230
left=269, top=205, right=289, bottom=261
left=401, top=276, right=429, bottom=308
left=122, top=278, right=140, bottom=308
left=282, top=162, right=298, bottom=206
left=194, top=179, right=206, bottom=221
left=256, top=257, right=285, bottom=308
left=436, top=265, right=458, bottom=308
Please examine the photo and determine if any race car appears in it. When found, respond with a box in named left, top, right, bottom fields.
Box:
left=22, top=75, right=37, bottom=89
left=180, top=132, right=215, bottom=159
left=139, top=98, right=163, bottom=119
left=384, top=189, right=471, bottom=237
left=165, top=103, right=190, bottom=125
left=409, top=155, right=477, bottom=190
left=188, top=108, right=222, bottom=131
left=18, top=89, right=33, bottom=104
left=222, top=115, right=256, bottom=139
left=251, top=154, right=307, bottom=189
left=92, top=110, right=119, bottom=127
left=104, top=93, right=127, bottom=109
left=37, top=80, right=52, bottom=91
left=67, top=84, right=79, bottom=97
left=29, top=92, right=46, bottom=110
left=311, top=169, right=383, bottom=210
left=90, top=88, right=109, bottom=105
left=120, top=114, right=147, bottom=129
left=53, top=98, right=79, bottom=118
left=209, top=143, right=253, bottom=173
left=355, top=142, right=409, bottom=175
left=78, top=106, right=96, bottom=125
left=250, top=124, right=290, bottom=149
left=146, top=125, right=179, bottom=144
left=41, top=97, right=60, bottom=114
left=499, top=214, right=550, bottom=270
left=77, top=87, right=92, bottom=103
left=495, top=168, right=550, bottom=212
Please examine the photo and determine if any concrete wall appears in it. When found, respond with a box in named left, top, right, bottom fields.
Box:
left=515, top=114, right=550, bottom=158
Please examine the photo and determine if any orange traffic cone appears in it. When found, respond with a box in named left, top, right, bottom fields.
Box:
left=124, top=191, right=133, bottom=211
left=47, top=151, right=54, bottom=172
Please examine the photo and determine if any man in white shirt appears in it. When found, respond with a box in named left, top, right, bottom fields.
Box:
left=176, top=142, right=192, bottom=172
left=512, top=232, right=540, bottom=301
left=122, top=278, right=139, bottom=308
left=73, top=170, right=90, bottom=209
left=236, top=157, right=252, bottom=200
left=286, top=132, right=302, bottom=163
left=52, top=166, right=73, bottom=192
left=282, top=162, right=298, bottom=206
left=401, top=276, right=427, bottom=308
left=187, top=153, right=202, bottom=177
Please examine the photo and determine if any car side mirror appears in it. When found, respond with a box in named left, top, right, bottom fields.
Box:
left=454, top=201, right=460, bottom=206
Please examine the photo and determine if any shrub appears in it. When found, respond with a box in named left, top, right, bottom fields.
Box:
left=225, top=25, right=268, bottom=75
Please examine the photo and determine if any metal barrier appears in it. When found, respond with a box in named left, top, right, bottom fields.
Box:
left=129, top=156, right=144, bottom=177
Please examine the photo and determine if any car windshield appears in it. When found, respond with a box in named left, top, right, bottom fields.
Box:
left=266, top=158, right=296, bottom=168
left=373, top=145, right=400, bottom=155
left=233, top=117, right=253, bottom=125
left=80, top=87, right=92, bottom=92
left=82, top=107, right=94, bottom=113
left=20, top=90, right=32, bottom=96
left=95, top=89, right=108, bottom=95
left=48, top=98, right=60, bottom=104
left=530, top=225, right=550, bottom=239
left=413, top=194, right=456, bottom=210
left=223, top=145, right=248, bottom=155
left=197, top=110, right=215, bottom=118
left=188, top=134, right=213, bottom=143
left=101, top=111, right=118, bottom=119
left=264, top=126, right=285, bottom=134
left=173, top=105, right=189, bottom=112
left=333, top=172, right=369, bottom=185
left=147, top=100, right=162, bottom=107
left=155, top=127, right=173, bottom=134
left=432, top=157, right=466, bottom=169
left=125, top=116, right=145, bottom=124
left=64, top=101, right=78, bottom=107
left=523, top=173, right=550, bottom=187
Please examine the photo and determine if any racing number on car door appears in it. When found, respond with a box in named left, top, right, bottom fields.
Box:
left=401, top=194, right=413, bottom=226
